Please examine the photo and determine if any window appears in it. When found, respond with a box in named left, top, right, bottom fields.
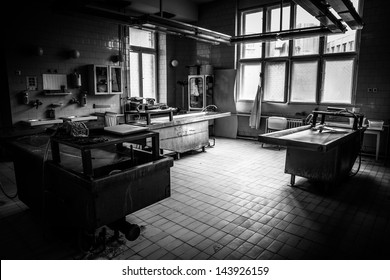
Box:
left=239, top=63, right=262, bottom=100
left=324, top=0, right=359, bottom=54
left=321, top=58, right=354, bottom=104
left=130, top=28, right=155, bottom=49
left=264, top=62, right=286, bottom=102
left=237, top=9, right=263, bottom=100
left=265, top=5, right=290, bottom=58
left=241, top=9, right=263, bottom=59
left=237, top=1, right=360, bottom=105
left=293, top=6, right=320, bottom=56
left=290, top=61, right=318, bottom=103
left=129, top=27, right=157, bottom=99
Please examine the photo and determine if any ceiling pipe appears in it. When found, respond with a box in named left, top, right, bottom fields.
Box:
left=230, top=26, right=338, bottom=44
left=139, top=14, right=231, bottom=42
left=60, top=1, right=363, bottom=46
left=139, top=24, right=223, bottom=45
left=78, top=5, right=231, bottom=44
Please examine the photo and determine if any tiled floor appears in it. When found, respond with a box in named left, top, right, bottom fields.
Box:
left=1, top=137, right=390, bottom=260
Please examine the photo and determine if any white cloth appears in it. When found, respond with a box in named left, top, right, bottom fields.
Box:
left=249, top=85, right=263, bottom=129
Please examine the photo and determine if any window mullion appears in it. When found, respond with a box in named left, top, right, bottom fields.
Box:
left=138, top=52, right=143, bottom=97
left=317, top=36, right=326, bottom=104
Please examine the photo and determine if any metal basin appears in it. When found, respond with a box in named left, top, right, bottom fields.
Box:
left=23, top=119, right=63, bottom=126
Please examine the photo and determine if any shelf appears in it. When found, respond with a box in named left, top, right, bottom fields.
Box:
left=44, top=91, right=71, bottom=96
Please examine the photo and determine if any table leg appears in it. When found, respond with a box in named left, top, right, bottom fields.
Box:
left=290, top=174, right=295, bottom=187
left=169, top=111, right=173, bottom=122
left=50, top=140, right=61, bottom=163
left=376, top=132, right=380, bottom=161
left=81, top=149, right=93, bottom=177
left=151, top=134, right=160, bottom=160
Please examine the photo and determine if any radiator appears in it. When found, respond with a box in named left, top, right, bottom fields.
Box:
left=287, top=118, right=304, bottom=129
left=265, top=117, right=304, bottom=133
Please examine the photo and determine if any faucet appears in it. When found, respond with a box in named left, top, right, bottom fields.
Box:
left=201, top=105, right=218, bottom=112
left=30, top=99, right=43, bottom=109
left=69, top=97, right=80, bottom=105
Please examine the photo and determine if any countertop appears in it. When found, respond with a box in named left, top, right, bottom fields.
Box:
left=131, top=111, right=231, bottom=129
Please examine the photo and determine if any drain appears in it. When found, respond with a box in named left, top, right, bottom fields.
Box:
left=213, top=244, right=222, bottom=253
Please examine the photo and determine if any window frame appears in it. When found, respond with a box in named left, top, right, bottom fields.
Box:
left=263, top=59, right=288, bottom=103
left=288, top=58, right=320, bottom=104
left=320, top=55, right=357, bottom=106
left=236, top=1, right=361, bottom=106
left=128, top=28, right=158, bottom=99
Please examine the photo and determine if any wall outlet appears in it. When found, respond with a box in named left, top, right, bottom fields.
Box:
left=372, top=88, right=378, bottom=92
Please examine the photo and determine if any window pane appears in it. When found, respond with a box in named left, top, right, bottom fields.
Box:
left=293, top=6, right=320, bottom=56
left=239, top=63, right=261, bottom=100
left=290, top=61, right=318, bottom=102
left=264, top=62, right=286, bottom=102
left=130, top=28, right=155, bottom=48
left=265, top=5, right=290, bottom=57
left=241, top=10, right=263, bottom=58
left=130, top=52, right=140, bottom=97
left=142, top=53, right=156, bottom=99
left=243, top=10, right=263, bottom=33
left=321, top=59, right=354, bottom=104
left=324, top=0, right=359, bottom=54
left=241, top=43, right=262, bottom=58
left=266, top=40, right=289, bottom=57
left=295, top=5, right=320, bottom=28
left=268, top=6, right=290, bottom=32
left=325, top=28, right=357, bottom=53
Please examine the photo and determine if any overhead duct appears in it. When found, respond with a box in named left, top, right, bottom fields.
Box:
left=293, top=0, right=347, bottom=32
left=326, top=0, right=364, bottom=30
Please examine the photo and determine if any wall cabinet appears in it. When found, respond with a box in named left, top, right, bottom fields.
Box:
left=88, top=65, right=123, bottom=95
left=188, top=75, right=213, bottom=111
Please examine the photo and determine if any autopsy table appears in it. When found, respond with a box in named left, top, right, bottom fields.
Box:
left=8, top=128, right=173, bottom=242
left=130, top=111, right=231, bottom=158
left=258, top=110, right=365, bottom=189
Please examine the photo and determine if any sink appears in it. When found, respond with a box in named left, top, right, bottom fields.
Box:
left=173, top=112, right=208, bottom=119
left=22, top=119, right=63, bottom=127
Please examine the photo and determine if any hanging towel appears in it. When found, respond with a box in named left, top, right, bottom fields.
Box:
left=249, top=85, right=263, bottom=129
